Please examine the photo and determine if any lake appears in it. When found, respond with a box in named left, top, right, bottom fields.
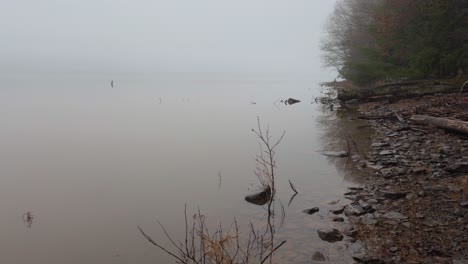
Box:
left=0, top=74, right=369, bottom=263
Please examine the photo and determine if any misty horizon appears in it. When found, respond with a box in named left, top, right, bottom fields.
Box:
left=1, top=0, right=336, bottom=79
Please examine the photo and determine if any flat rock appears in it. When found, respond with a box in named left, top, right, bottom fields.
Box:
left=361, top=216, right=378, bottom=225
left=352, top=254, right=385, bottom=264
left=371, top=142, right=389, bottom=147
left=382, top=211, right=407, bottom=220
left=311, top=251, right=326, bottom=262
left=379, top=190, right=406, bottom=200
left=445, top=162, right=468, bottom=173
left=331, top=216, right=344, bottom=222
left=317, top=228, right=343, bottom=242
left=303, top=207, right=319, bottom=215
left=460, top=201, right=468, bottom=209
left=366, top=162, right=385, bottom=170
left=331, top=206, right=345, bottom=215
left=379, top=150, right=395, bottom=156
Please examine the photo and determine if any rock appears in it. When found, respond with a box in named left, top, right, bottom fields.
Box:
left=379, top=150, right=395, bottom=156
left=322, top=151, right=349, bottom=158
left=445, top=162, right=468, bottom=173
left=352, top=155, right=363, bottom=162
left=380, top=168, right=393, bottom=177
left=389, top=247, right=399, bottom=253
left=244, top=187, right=271, bottom=206
left=345, top=99, right=360, bottom=105
left=344, top=205, right=365, bottom=216
left=359, top=200, right=372, bottom=211
left=453, top=207, right=465, bottom=217
left=379, top=190, right=406, bottom=200
left=460, top=201, right=468, bottom=209
left=348, top=187, right=364, bottom=191
left=361, top=216, right=378, bottom=225
left=303, top=207, right=319, bottom=215
left=382, top=211, right=407, bottom=220
left=413, top=167, right=426, bottom=174
left=331, top=216, right=344, bottom=222
left=366, top=162, right=385, bottom=170
left=352, top=254, right=385, bottom=264
left=311, top=251, right=326, bottom=262
left=285, top=98, right=301, bottom=105
left=423, top=185, right=447, bottom=192
left=317, top=228, right=343, bottom=242
left=331, top=206, right=345, bottom=215
left=367, top=199, right=378, bottom=204
left=342, top=226, right=358, bottom=237
left=371, top=142, right=389, bottom=147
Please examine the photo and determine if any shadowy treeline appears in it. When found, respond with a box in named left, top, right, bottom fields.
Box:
left=321, top=0, right=467, bottom=86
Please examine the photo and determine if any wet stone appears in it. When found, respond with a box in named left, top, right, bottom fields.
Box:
left=303, top=207, right=319, bottom=215
left=352, top=254, right=385, bottom=264
left=331, top=206, right=345, bottom=215
left=331, top=216, right=345, bottom=222
left=311, top=251, right=326, bottom=262
left=317, top=228, right=343, bottom=243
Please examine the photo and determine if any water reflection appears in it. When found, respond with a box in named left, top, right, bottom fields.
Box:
left=316, top=88, right=374, bottom=183
left=1, top=77, right=370, bottom=264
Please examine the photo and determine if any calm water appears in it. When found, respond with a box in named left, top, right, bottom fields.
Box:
left=0, top=75, right=368, bottom=264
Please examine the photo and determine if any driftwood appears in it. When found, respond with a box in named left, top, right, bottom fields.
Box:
left=410, top=115, right=468, bottom=135
left=357, top=115, right=395, bottom=120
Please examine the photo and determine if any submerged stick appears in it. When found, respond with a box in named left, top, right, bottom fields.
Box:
left=288, top=179, right=298, bottom=194
left=260, top=240, right=287, bottom=264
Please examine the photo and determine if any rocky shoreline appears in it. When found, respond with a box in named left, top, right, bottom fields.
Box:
left=332, top=93, right=468, bottom=263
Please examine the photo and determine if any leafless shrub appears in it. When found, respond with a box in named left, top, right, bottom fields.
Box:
left=139, top=118, right=287, bottom=264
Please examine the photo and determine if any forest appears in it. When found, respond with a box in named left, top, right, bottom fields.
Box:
left=321, top=0, right=468, bottom=86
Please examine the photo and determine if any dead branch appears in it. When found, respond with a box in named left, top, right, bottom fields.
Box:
left=288, top=179, right=298, bottom=194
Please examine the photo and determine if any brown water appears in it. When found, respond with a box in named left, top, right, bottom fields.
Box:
left=0, top=75, right=369, bottom=264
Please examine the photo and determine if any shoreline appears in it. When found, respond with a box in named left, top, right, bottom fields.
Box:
left=336, top=93, right=468, bottom=263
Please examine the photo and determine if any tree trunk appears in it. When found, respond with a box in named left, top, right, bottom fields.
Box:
left=410, top=115, right=468, bottom=135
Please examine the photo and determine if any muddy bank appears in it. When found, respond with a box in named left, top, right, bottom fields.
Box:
left=336, top=93, right=468, bottom=263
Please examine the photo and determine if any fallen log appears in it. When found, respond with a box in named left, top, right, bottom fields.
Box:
left=357, top=115, right=395, bottom=120
left=410, top=115, right=468, bottom=135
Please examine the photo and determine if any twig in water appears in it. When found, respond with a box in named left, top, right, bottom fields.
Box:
left=260, top=240, right=286, bottom=264
left=288, top=193, right=298, bottom=207
left=288, top=179, right=298, bottom=194
left=218, top=170, right=222, bottom=189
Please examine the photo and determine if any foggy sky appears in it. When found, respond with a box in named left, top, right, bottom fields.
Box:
left=0, top=0, right=336, bottom=77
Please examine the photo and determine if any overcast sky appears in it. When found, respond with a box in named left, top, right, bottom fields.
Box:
left=0, top=0, right=336, bottom=77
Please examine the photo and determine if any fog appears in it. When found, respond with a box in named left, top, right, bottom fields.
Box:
left=0, top=0, right=336, bottom=78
